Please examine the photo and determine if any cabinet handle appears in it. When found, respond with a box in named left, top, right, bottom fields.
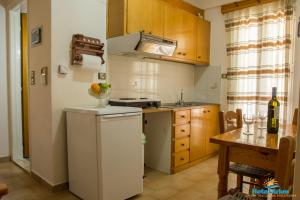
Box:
left=180, top=158, right=185, bottom=161
left=181, top=143, right=185, bottom=146
left=177, top=52, right=182, bottom=55
left=181, top=115, right=185, bottom=118
left=208, top=110, right=210, bottom=113
left=182, top=53, right=186, bottom=56
left=198, top=56, right=201, bottom=59
left=203, top=111, right=207, bottom=113
left=181, top=129, right=185, bottom=132
left=149, top=31, right=152, bottom=34
left=141, top=30, right=145, bottom=33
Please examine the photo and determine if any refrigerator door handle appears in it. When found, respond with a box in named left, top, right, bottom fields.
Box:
left=101, top=113, right=141, bottom=119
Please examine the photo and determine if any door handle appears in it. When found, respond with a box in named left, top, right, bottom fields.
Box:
left=101, top=113, right=141, bottom=119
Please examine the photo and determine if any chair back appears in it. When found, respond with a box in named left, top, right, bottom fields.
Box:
left=292, top=108, right=298, bottom=126
left=275, top=136, right=296, bottom=190
left=219, top=109, right=243, bottom=134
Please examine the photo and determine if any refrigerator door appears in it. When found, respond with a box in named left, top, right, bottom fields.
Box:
left=97, top=113, right=143, bottom=200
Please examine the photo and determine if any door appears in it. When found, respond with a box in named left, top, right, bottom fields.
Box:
left=205, top=106, right=219, bottom=155
left=196, top=19, right=211, bottom=64
left=164, top=4, right=197, bottom=61
left=190, top=108, right=206, bottom=161
left=21, top=13, right=29, bottom=158
left=98, top=113, right=143, bottom=200
left=126, top=0, right=164, bottom=37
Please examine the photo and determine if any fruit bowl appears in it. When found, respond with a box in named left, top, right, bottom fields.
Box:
left=89, top=83, right=111, bottom=107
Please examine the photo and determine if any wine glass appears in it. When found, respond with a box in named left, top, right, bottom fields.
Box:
left=257, top=111, right=267, bottom=130
left=243, top=114, right=255, bottom=135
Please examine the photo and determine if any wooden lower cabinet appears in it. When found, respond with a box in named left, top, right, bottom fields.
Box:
left=172, top=105, right=220, bottom=173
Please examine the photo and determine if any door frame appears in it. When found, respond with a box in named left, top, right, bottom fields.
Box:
left=8, top=1, right=30, bottom=167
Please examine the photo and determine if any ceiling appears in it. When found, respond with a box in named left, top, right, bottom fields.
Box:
left=184, top=0, right=241, bottom=10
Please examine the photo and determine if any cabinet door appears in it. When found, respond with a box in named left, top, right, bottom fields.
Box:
left=127, top=0, right=164, bottom=37
left=126, top=0, right=150, bottom=34
left=205, top=106, right=219, bottom=155
left=196, top=19, right=211, bottom=64
left=190, top=109, right=206, bottom=161
left=164, top=4, right=197, bottom=61
left=148, top=0, right=164, bottom=37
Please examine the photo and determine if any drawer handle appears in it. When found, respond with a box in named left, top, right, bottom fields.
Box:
left=181, top=129, right=185, bottom=132
left=260, top=152, right=270, bottom=156
left=180, top=158, right=185, bottom=161
left=181, top=115, right=185, bottom=118
left=181, top=143, right=185, bottom=146
left=182, top=53, right=186, bottom=56
left=208, top=110, right=210, bottom=113
left=203, top=111, right=207, bottom=113
left=177, top=52, right=182, bottom=55
left=149, top=31, right=152, bottom=34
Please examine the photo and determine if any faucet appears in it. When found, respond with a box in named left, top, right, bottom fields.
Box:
left=176, top=89, right=184, bottom=105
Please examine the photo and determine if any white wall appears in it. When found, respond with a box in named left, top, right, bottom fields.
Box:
left=293, top=0, right=300, bottom=197
left=108, top=55, right=195, bottom=103
left=51, top=0, right=107, bottom=185
left=28, top=0, right=54, bottom=184
left=194, top=7, right=227, bottom=109
left=0, top=4, right=10, bottom=159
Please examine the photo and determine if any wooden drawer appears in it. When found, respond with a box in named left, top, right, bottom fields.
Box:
left=174, top=110, right=191, bottom=124
left=174, top=124, right=190, bottom=138
left=192, top=105, right=218, bottom=120
left=174, top=150, right=189, bottom=167
left=174, top=137, right=190, bottom=153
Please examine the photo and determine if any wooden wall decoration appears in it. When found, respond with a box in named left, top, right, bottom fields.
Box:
left=71, top=34, right=105, bottom=65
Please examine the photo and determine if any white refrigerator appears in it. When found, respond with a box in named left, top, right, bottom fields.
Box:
left=65, top=106, right=143, bottom=200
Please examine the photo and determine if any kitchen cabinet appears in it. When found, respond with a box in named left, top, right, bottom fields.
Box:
left=190, top=106, right=219, bottom=162
left=171, top=105, right=219, bottom=173
left=144, top=105, right=219, bottom=174
left=190, top=109, right=206, bottom=161
left=164, top=4, right=197, bottom=61
left=126, top=0, right=164, bottom=37
left=107, top=0, right=210, bottom=66
left=196, top=19, right=211, bottom=64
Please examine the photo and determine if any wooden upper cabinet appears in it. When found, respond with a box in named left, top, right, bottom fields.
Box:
left=107, top=0, right=210, bottom=65
left=196, top=19, right=211, bottom=64
left=126, top=0, right=164, bottom=37
left=164, top=4, right=197, bottom=61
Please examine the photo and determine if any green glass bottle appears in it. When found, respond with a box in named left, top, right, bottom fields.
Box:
left=267, top=87, right=280, bottom=134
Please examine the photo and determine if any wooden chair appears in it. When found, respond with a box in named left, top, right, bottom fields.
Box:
left=219, top=109, right=274, bottom=193
left=0, top=183, right=8, bottom=199
left=219, top=109, right=243, bottom=134
left=221, top=136, right=296, bottom=200
left=292, top=108, right=298, bottom=126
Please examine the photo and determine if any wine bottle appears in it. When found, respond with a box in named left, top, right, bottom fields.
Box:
left=267, top=87, right=280, bottom=134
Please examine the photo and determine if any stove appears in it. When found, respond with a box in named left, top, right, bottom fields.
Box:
left=109, top=98, right=161, bottom=108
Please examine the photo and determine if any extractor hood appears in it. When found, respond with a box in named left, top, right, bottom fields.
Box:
left=107, top=32, right=177, bottom=57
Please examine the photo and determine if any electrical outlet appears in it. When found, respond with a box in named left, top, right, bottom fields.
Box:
left=98, top=73, right=106, bottom=80
left=221, top=73, right=228, bottom=79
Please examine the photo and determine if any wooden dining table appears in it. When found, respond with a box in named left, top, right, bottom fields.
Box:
left=210, top=123, right=297, bottom=198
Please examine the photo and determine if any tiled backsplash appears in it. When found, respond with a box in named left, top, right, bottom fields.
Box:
left=108, top=55, right=195, bottom=103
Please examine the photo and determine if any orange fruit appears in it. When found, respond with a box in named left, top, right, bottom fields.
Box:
left=91, top=83, right=101, bottom=94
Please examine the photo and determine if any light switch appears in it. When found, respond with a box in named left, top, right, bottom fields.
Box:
left=30, top=71, right=36, bottom=85
left=58, top=65, right=69, bottom=74
left=41, top=66, right=48, bottom=85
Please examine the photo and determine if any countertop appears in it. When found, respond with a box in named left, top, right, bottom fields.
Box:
left=142, top=102, right=220, bottom=113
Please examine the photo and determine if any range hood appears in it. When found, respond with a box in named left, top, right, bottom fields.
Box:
left=107, top=32, right=177, bottom=57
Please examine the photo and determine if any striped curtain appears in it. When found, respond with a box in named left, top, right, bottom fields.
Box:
left=225, top=0, right=295, bottom=123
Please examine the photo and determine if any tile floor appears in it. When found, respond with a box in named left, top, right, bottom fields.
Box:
left=0, top=156, right=236, bottom=200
